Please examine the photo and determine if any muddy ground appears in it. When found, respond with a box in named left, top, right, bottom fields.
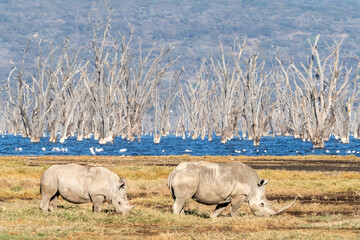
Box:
left=23, top=155, right=360, bottom=171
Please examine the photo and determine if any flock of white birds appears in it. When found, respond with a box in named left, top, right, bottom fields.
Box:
left=11, top=146, right=360, bottom=155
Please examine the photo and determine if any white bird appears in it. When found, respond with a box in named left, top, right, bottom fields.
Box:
left=42, top=147, right=46, bottom=151
left=264, top=150, right=267, bottom=153
left=53, top=147, right=61, bottom=152
left=336, top=150, right=340, bottom=153
left=89, top=147, right=96, bottom=155
left=162, top=149, right=165, bottom=153
left=119, top=148, right=127, bottom=153
left=18, top=148, right=22, bottom=151
left=185, top=149, right=192, bottom=153
left=325, top=150, right=329, bottom=153
left=242, top=149, right=246, bottom=152
left=234, top=150, right=241, bottom=153
left=95, top=148, right=103, bottom=152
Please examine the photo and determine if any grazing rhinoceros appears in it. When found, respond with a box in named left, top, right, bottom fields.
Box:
left=40, top=164, right=135, bottom=214
left=168, top=161, right=296, bottom=218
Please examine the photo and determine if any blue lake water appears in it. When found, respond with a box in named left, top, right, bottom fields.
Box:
left=1, top=134, right=360, bottom=157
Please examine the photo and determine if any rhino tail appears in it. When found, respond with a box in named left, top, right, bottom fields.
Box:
left=167, top=171, right=176, bottom=200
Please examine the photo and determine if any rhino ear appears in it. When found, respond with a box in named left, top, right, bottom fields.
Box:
left=258, top=179, right=268, bottom=187
left=118, top=178, right=127, bottom=189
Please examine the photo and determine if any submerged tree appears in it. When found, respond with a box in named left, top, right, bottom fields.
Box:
left=210, top=41, right=246, bottom=144
left=180, top=59, right=213, bottom=141
left=287, top=35, right=358, bottom=148
left=5, top=37, right=84, bottom=142
left=76, top=5, right=180, bottom=144
left=240, top=53, right=275, bottom=146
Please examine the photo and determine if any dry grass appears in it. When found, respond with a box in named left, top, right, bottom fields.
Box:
left=0, top=156, right=359, bottom=239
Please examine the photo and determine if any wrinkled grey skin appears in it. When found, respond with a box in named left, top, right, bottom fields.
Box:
left=40, top=164, right=135, bottom=214
left=168, top=161, right=296, bottom=218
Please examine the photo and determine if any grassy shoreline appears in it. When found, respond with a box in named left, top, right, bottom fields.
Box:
left=1, top=155, right=359, bottom=239
left=2, top=154, right=359, bottom=161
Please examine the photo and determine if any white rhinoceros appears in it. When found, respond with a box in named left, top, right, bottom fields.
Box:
left=40, top=164, right=134, bottom=214
left=168, top=161, right=296, bottom=218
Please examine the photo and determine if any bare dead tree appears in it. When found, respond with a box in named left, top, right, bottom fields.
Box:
left=333, top=59, right=360, bottom=143
left=82, top=7, right=131, bottom=144
left=210, top=41, right=246, bottom=143
left=275, top=58, right=307, bottom=139
left=74, top=93, right=94, bottom=141
left=117, top=44, right=180, bottom=142
left=0, top=96, right=17, bottom=134
left=180, top=60, right=212, bottom=140
left=240, top=54, right=275, bottom=146
left=5, top=45, right=32, bottom=137
left=82, top=6, right=180, bottom=143
left=181, top=40, right=274, bottom=145
left=152, top=69, right=182, bottom=144
left=45, top=41, right=87, bottom=143
left=5, top=36, right=75, bottom=142
left=289, top=35, right=357, bottom=148
left=352, top=104, right=360, bottom=139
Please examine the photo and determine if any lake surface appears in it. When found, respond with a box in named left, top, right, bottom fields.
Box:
left=1, top=134, right=360, bottom=157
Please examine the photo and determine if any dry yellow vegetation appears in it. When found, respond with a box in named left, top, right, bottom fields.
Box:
left=0, top=156, right=359, bottom=239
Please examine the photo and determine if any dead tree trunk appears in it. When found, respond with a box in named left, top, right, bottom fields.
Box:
left=275, top=58, right=306, bottom=139
left=210, top=41, right=246, bottom=144
left=6, top=36, right=75, bottom=142
left=241, top=54, right=275, bottom=146
left=290, top=35, right=355, bottom=148
left=83, top=8, right=132, bottom=144
left=333, top=60, right=360, bottom=143
left=152, top=70, right=182, bottom=144
left=180, top=59, right=211, bottom=140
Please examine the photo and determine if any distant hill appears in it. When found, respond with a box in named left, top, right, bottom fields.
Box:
left=0, top=0, right=359, bottom=83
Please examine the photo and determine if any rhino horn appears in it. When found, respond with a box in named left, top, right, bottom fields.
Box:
left=119, top=204, right=136, bottom=215
left=125, top=205, right=136, bottom=214
left=269, top=196, right=297, bottom=216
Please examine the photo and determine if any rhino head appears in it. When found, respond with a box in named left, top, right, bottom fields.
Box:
left=113, top=178, right=135, bottom=214
left=248, top=179, right=297, bottom=217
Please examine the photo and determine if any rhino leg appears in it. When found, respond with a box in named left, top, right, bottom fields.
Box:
left=40, top=196, right=50, bottom=212
left=230, top=194, right=246, bottom=217
left=173, top=198, right=186, bottom=215
left=171, top=172, right=198, bottom=215
left=210, top=202, right=229, bottom=218
left=40, top=185, right=58, bottom=213
left=48, top=193, right=59, bottom=212
left=91, top=195, right=105, bottom=213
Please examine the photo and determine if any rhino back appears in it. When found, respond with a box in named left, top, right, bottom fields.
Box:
left=188, top=161, right=258, bottom=184
left=56, top=164, right=117, bottom=203
left=171, top=161, right=256, bottom=205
